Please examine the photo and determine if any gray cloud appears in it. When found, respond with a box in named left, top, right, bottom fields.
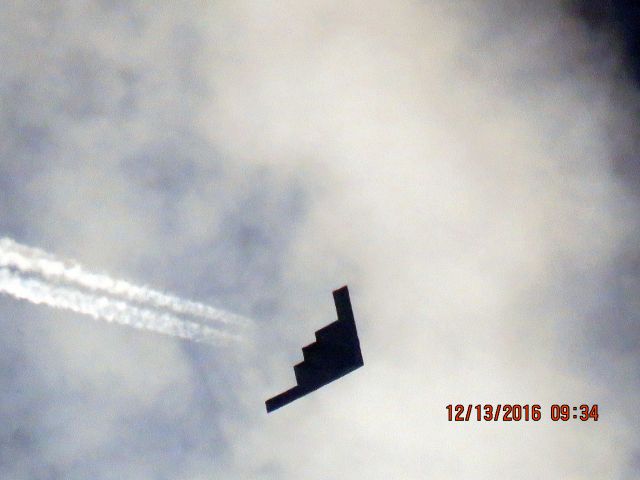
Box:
left=1, top=1, right=639, bottom=479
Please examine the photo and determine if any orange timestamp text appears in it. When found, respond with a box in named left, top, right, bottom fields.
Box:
left=446, top=404, right=599, bottom=422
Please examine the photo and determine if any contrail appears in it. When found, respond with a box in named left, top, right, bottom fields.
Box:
left=0, top=268, right=240, bottom=344
left=0, top=237, right=251, bottom=328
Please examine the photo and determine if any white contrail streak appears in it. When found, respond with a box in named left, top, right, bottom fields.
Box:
left=0, top=237, right=251, bottom=328
left=0, top=268, right=241, bottom=344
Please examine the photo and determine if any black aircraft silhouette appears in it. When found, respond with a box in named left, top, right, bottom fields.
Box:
left=265, top=285, right=364, bottom=413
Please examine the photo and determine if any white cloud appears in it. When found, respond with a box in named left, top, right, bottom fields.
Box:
left=1, top=1, right=639, bottom=479
left=197, top=1, right=640, bottom=478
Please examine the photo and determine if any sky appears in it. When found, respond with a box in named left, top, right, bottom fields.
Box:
left=1, top=1, right=640, bottom=479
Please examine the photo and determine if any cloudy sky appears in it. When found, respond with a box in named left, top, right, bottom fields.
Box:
left=1, top=1, right=639, bottom=478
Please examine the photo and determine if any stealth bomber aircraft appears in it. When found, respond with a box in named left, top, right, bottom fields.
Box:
left=266, top=285, right=364, bottom=413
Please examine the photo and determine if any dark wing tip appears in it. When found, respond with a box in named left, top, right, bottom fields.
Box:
left=332, top=285, right=349, bottom=295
